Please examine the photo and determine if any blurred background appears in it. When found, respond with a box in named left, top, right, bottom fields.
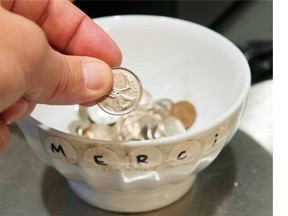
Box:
left=74, top=0, right=273, bottom=84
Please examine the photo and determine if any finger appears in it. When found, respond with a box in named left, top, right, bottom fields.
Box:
left=0, top=8, right=113, bottom=111
left=0, top=99, right=36, bottom=124
left=80, top=101, right=97, bottom=107
left=24, top=53, right=114, bottom=105
left=0, top=120, right=10, bottom=154
left=1, top=0, right=122, bottom=66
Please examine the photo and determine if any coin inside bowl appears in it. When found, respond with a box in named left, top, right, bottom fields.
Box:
left=18, top=15, right=250, bottom=212
left=31, top=15, right=250, bottom=142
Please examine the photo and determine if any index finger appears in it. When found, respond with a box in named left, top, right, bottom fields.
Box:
left=1, top=0, right=122, bottom=66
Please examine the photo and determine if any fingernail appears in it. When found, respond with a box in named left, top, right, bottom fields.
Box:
left=83, top=62, right=108, bottom=91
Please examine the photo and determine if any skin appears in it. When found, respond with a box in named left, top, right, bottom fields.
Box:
left=0, top=0, right=122, bottom=153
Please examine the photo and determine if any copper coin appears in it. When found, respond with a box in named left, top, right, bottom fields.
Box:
left=98, top=67, right=143, bottom=115
left=169, top=101, right=197, bottom=129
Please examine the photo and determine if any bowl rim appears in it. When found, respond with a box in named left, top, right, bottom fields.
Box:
left=25, top=15, right=251, bottom=146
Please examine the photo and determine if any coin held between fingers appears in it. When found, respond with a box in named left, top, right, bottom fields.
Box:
left=97, top=67, right=143, bottom=115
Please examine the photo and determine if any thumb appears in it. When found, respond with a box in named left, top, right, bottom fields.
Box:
left=25, top=50, right=114, bottom=105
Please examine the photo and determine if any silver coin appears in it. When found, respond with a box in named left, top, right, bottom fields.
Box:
left=146, top=104, right=167, bottom=121
left=68, top=120, right=90, bottom=136
left=119, top=111, right=147, bottom=140
left=139, top=89, right=153, bottom=106
left=78, top=106, right=90, bottom=121
left=97, top=67, right=143, bottom=115
left=157, top=116, right=186, bottom=137
left=120, top=109, right=164, bottom=141
left=138, top=114, right=160, bottom=140
left=82, top=124, right=116, bottom=140
left=154, top=98, right=174, bottom=113
left=87, top=105, right=119, bottom=125
left=70, top=88, right=192, bottom=141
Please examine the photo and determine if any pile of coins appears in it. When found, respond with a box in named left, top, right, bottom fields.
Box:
left=68, top=67, right=196, bottom=141
left=68, top=91, right=196, bottom=141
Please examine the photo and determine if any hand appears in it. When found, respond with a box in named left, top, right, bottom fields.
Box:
left=0, top=0, right=122, bottom=153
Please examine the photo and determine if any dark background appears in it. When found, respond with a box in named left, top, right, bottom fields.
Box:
left=74, top=0, right=273, bottom=84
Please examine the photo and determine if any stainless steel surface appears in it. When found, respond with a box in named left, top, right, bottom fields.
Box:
left=0, top=124, right=272, bottom=216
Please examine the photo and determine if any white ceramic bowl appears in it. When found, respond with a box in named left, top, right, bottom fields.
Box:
left=18, top=15, right=250, bottom=212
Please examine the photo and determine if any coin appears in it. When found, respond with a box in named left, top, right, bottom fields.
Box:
left=139, top=89, right=153, bottom=106
left=71, top=88, right=197, bottom=141
left=87, top=105, right=119, bottom=125
left=78, top=106, right=89, bottom=121
left=97, top=67, right=143, bottom=115
left=119, top=110, right=147, bottom=140
left=169, top=101, right=197, bottom=129
left=82, top=124, right=116, bottom=140
left=160, top=116, right=186, bottom=136
left=68, top=120, right=90, bottom=136
left=154, top=98, right=173, bottom=113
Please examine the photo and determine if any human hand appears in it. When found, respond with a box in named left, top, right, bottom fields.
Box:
left=0, top=0, right=122, bottom=153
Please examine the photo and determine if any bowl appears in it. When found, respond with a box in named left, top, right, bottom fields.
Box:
left=17, top=15, right=251, bottom=212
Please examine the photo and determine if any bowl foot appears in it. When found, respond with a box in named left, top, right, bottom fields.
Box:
left=68, top=175, right=196, bottom=213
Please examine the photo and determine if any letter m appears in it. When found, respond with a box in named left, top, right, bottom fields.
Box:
left=51, top=143, right=67, bottom=157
